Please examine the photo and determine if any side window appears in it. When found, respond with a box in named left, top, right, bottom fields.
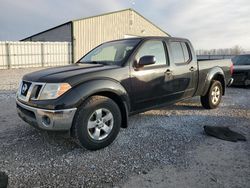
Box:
left=135, top=40, right=167, bottom=65
left=170, top=42, right=185, bottom=64
left=181, top=42, right=191, bottom=62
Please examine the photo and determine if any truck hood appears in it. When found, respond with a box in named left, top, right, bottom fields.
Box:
left=23, top=63, right=119, bottom=84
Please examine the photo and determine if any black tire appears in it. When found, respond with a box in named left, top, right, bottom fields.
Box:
left=0, top=171, right=8, bottom=188
left=72, top=95, right=121, bottom=150
left=201, top=80, right=223, bottom=109
left=244, top=78, right=249, bottom=88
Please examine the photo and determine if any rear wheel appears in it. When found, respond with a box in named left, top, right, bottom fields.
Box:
left=244, top=78, right=249, bottom=87
left=201, top=80, right=223, bottom=109
left=72, top=96, right=121, bottom=150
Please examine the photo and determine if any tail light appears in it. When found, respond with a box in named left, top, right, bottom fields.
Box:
left=230, top=63, right=234, bottom=75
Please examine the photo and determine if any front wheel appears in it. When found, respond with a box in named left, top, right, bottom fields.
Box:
left=72, top=96, right=121, bottom=150
left=201, top=80, right=223, bottom=109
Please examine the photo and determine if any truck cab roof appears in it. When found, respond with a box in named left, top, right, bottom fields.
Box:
left=106, top=36, right=190, bottom=43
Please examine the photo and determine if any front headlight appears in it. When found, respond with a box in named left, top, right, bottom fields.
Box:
left=39, top=83, right=71, bottom=100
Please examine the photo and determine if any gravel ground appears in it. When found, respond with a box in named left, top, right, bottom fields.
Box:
left=0, top=68, right=249, bottom=187
left=0, top=68, right=46, bottom=91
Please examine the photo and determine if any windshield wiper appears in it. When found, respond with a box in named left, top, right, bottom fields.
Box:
left=90, top=61, right=100, bottom=64
left=80, top=61, right=101, bottom=64
left=80, top=61, right=116, bottom=66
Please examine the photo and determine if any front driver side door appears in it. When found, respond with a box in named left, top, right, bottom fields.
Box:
left=130, top=39, right=174, bottom=111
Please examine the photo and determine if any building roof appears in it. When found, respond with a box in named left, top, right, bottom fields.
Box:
left=21, top=8, right=170, bottom=41
left=21, top=21, right=72, bottom=41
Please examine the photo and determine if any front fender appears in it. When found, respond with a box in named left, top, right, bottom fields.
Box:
left=27, top=79, right=130, bottom=112
left=58, top=79, right=130, bottom=110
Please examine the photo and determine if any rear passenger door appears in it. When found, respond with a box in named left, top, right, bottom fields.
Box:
left=167, top=40, right=198, bottom=98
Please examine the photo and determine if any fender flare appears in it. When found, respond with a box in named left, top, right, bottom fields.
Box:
left=201, top=67, right=226, bottom=96
left=61, top=79, right=130, bottom=128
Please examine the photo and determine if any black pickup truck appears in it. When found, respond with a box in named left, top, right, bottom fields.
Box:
left=231, top=54, right=250, bottom=86
left=16, top=37, right=233, bottom=150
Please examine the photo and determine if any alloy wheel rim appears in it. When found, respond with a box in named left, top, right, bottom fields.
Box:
left=87, top=108, right=114, bottom=141
left=211, top=86, right=220, bottom=104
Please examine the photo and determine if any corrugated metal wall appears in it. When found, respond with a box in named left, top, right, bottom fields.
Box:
left=73, top=9, right=168, bottom=61
left=132, top=11, right=167, bottom=36
left=0, top=41, right=72, bottom=69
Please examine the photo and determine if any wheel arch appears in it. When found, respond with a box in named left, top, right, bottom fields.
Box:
left=212, top=74, right=225, bottom=95
left=202, top=67, right=226, bottom=96
left=89, top=91, right=129, bottom=128
left=71, top=79, right=130, bottom=129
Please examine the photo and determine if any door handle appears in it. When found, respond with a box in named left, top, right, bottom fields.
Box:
left=165, top=69, right=173, bottom=75
left=189, top=66, right=195, bottom=71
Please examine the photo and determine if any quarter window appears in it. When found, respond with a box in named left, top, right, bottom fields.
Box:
left=135, top=41, right=167, bottom=65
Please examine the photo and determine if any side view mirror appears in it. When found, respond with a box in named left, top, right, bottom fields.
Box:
left=137, top=55, right=156, bottom=67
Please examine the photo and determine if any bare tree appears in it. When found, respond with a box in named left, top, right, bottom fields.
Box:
left=231, top=45, right=243, bottom=55
left=196, top=45, right=244, bottom=55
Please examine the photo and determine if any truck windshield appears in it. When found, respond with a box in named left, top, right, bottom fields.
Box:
left=232, top=55, right=250, bottom=65
left=79, top=39, right=141, bottom=66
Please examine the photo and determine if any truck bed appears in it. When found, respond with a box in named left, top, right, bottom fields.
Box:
left=195, top=59, right=233, bottom=96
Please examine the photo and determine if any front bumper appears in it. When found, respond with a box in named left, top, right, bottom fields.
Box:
left=16, top=99, right=77, bottom=131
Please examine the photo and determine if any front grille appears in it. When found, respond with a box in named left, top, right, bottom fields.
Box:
left=30, top=84, right=43, bottom=99
left=18, top=81, right=45, bottom=102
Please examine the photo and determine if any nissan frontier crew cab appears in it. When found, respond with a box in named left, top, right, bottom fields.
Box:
left=16, top=37, right=234, bottom=150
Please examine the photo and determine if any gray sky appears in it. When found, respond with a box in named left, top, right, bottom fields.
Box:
left=0, top=0, right=249, bottom=50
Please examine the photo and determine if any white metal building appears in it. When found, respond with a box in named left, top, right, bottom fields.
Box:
left=22, top=9, right=170, bottom=62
